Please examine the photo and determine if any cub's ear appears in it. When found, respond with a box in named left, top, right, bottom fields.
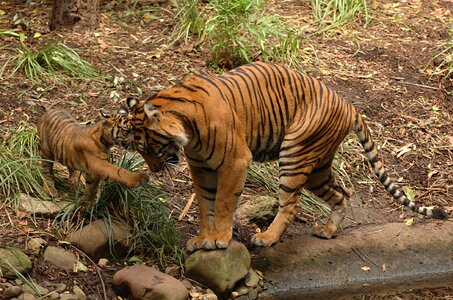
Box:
left=118, top=107, right=129, bottom=115
left=126, top=97, right=141, bottom=111
left=144, top=102, right=160, bottom=127
left=99, top=110, right=111, bottom=119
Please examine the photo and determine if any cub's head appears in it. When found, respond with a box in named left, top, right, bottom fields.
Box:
left=126, top=97, right=188, bottom=172
left=99, top=107, right=134, bottom=150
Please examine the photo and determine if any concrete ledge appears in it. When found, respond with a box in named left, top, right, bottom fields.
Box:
left=253, top=221, right=453, bottom=299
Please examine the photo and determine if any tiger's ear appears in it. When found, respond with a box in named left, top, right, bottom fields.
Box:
left=118, top=107, right=129, bottom=115
left=144, top=102, right=160, bottom=127
left=126, top=97, right=141, bottom=111
left=99, top=110, right=111, bottom=119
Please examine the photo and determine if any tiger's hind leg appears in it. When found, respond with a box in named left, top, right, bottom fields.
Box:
left=251, top=151, right=316, bottom=247
left=305, top=157, right=351, bottom=239
left=83, top=173, right=101, bottom=205
left=67, top=167, right=81, bottom=189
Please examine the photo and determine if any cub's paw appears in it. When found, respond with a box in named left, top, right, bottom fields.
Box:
left=251, top=231, right=279, bottom=247
left=311, top=224, right=336, bottom=239
left=129, top=173, right=149, bottom=188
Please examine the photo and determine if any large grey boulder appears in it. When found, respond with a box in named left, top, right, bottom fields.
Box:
left=113, top=265, right=188, bottom=300
left=185, top=240, right=251, bottom=299
left=0, top=247, right=32, bottom=277
left=68, top=219, right=131, bottom=260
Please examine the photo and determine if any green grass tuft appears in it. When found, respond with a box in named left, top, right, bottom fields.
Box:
left=311, top=0, right=369, bottom=33
left=0, top=126, right=45, bottom=206
left=54, top=152, right=182, bottom=264
left=1, top=40, right=101, bottom=83
left=171, top=0, right=310, bottom=69
left=247, top=162, right=331, bottom=217
left=428, top=28, right=452, bottom=81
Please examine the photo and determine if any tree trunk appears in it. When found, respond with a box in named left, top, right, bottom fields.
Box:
left=49, top=0, right=99, bottom=31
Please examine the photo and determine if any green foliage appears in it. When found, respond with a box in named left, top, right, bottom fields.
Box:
left=171, top=0, right=307, bottom=69
left=54, top=152, right=182, bottom=264
left=247, top=162, right=330, bottom=217
left=0, top=126, right=45, bottom=204
left=311, top=0, right=369, bottom=33
left=171, top=0, right=205, bottom=43
left=1, top=40, right=100, bottom=83
left=428, top=28, right=452, bottom=80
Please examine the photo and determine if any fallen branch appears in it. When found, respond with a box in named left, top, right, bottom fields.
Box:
left=391, top=77, right=443, bottom=91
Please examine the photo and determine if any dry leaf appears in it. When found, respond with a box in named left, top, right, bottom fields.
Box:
left=361, top=266, right=371, bottom=271
left=405, top=218, right=414, bottom=226
left=98, top=258, right=109, bottom=267
left=396, top=143, right=414, bottom=158
left=97, top=38, right=108, bottom=50
left=381, top=264, right=387, bottom=272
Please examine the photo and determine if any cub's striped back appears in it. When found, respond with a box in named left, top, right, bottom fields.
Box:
left=37, top=108, right=147, bottom=203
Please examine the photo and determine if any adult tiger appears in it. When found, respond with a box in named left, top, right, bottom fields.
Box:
left=126, top=62, right=448, bottom=251
left=37, top=108, right=149, bottom=204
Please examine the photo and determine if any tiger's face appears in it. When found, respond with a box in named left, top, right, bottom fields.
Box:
left=126, top=98, right=188, bottom=172
left=100, top=108, right=134, bottom=150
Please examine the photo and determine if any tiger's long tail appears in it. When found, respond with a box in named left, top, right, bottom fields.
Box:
left=353, top=113, right=449, bottom=219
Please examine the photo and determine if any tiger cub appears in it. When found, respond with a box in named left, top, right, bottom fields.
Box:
left=37, top=108, right=148, bottom=204
left=125, top=62, right=448, bottom=251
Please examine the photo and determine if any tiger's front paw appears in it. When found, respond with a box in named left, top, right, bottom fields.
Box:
left=251, top=231, right=280, bottom=247
left=186, top=236, right=216, bottom=252
left=186, top=232, right=232, bottom=252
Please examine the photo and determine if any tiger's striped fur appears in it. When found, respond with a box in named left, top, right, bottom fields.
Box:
left=126, top=62, right=448, bottom=251
left=37, top=108, right=148, bottom=204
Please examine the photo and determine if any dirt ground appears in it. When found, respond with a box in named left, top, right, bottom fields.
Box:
left=0, top=0, right=452, bottom=299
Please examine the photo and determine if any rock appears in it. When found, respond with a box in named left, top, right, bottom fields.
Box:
left=18, top=293, right=37, bottom=300
left=3, top=285, right=22, bottom=298
left=43, top=246, right=77, bottom=272
left=59, top=293, right=79, bottom=300
left=25, top=238, right=47, bottom=255
left=204, top=292, right=219, bottom=300
left=68, top=219, right=131, bottom=260
left=185, top=240, right=251, bottom=298
left=235, top=196, right=278, bottom=227
left=73, top=285, right=86, bottom=300
left=113, top=265, right=188, bottom=300
left=181, top=279, right=193, bottom=290
left=164, top=265, right=180, bottom=277
left=22, top=282, right=49, bottom=296
left=47, top=291, right=60, bottom=300
left=0, top=247, right=33, bottom=277
left=244, top=269, right=260, bottom=288
left=18, top=193, right=73, bottom=216
left=55, top=283, right=67, bottom=293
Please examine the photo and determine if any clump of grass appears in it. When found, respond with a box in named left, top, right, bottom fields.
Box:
left=1, top=40, right=101, bottom=83
left=54, top=152, right=182, bottom=264
left=0, top=126, right=45, bottom=206
left=171, top=0, right=309, bottom=69
left=171, top=0, right=205, bottom=43
left=311, top=0, right=369, bottom=33
left=428, top=31, right=452, bottom=81
left=247, top=162, right=331, bottom=217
